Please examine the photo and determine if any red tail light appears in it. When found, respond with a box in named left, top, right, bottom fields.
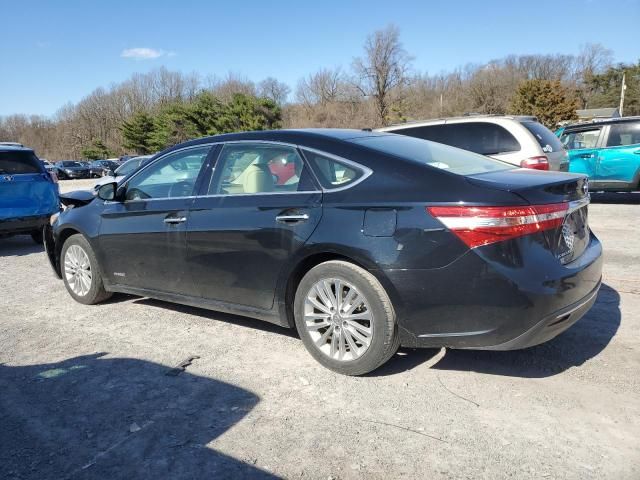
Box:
left=427, top=203, right=568, bottom=248
left=520, top=156, right=549, bottom=170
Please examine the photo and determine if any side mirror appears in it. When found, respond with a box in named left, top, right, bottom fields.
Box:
left=97, top=182, right=117, bottom=201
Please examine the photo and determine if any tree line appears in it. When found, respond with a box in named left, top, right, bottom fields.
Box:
left=0, top=25, right=637, bottom=160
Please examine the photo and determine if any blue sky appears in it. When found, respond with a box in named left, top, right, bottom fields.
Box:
left=1, top=0, right=638, bottom=116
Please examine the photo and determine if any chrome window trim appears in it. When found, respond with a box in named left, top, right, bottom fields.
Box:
left=110, top=139, right=373, bottom=203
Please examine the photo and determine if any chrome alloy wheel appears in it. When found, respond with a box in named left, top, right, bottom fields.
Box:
left=304, top=278, right=374, bottom=361
left=64, top=244, right=92, bottom=296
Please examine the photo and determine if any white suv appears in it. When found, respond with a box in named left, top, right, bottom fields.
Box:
left=377, top=115, right=569, bottom=171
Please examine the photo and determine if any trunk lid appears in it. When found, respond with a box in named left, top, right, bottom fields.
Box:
left=465, top=169, right=590, bottom=264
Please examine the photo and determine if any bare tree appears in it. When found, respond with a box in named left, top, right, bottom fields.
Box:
left=352, top=25, right=413, bottom=126
left=257, top=77, right=291, bottom=105
left=295, top=68, right=346, bottom=107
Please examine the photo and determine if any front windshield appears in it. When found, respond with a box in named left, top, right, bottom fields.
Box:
left=62, top=161, right=83, bottom=168
left=350, top=134, right=515, bottom=175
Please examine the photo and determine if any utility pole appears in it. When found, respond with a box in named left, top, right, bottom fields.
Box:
left=619, top=72, right=626, bottom=117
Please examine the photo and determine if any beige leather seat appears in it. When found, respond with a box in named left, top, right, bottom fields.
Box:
left=242, top=159, right=274, bottom=193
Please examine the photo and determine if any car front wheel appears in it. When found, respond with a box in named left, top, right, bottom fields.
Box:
left=294, top=260, right=400, bottom=375
left=61, top=234, right=112, bottom=305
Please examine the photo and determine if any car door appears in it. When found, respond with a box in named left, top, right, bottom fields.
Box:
left=98, top=145, right=213, bottom=295
left=559, top=126, right=604, bottom=179
left=186, top=142, right=322, bottom=311
left=596, top=121, right=640, bottom=187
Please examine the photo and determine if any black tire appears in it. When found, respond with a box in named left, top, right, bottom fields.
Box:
left=294, top=260, right=399, bottom=376
left=60, top=234, right=112, bottom=305
left=30, top=229, right=44, bottom=245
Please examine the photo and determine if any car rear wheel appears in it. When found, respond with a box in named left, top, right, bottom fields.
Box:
left=294, top=260, right=399, bottom=375
left=61, top=234, right=112, bottom=305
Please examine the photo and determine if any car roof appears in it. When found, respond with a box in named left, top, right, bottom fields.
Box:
left=563, top=116, right=640, bottom=130
left=0, top=145, right=34, bottom=153
left=170, top=128, right=392, bottom=151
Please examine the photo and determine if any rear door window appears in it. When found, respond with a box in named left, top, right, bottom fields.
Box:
left=395, top=122, right=521, bottom=155
left=521, top=121, right=565, bottom=153
left=0, top=150, right=43, bottom=174
left=560, top=128, right=602, bottom=150
left=606, top=122, right=640, bottom=147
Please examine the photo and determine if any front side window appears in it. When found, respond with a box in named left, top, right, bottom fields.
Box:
left=606, top=122, right=640, bottom=147
left=208, top=143, right=316, bottom=195
left=560, top=128, right=602, bottom=150
left=125, top=146, right=210, bottom=200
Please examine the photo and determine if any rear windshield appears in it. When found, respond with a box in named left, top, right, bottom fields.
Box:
left=521, top=122, right=564, bottom=153
left=350, top=135, right=515, bottom=175
left=0, top=150, right=43, bottom=174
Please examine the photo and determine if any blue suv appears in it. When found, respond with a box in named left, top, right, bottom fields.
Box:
left=558, top=117, right=640, bottom=191
left=0, top=145, right=59, bottom=243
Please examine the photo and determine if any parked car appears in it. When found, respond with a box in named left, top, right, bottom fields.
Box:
left=377, top=115, right=569, bottom=171
left=0, top=145, right=59, bottom=243
left=89, top=160, right=119, bottom=178
left=55, top=160, right=91, bottom=179
left=557, top=117, right=640, bottom=191
left=41, top=160, right=59, bottom=182
left=93, top=155, right=153, bottom=189
left=46, top=129, right=601, bottom=375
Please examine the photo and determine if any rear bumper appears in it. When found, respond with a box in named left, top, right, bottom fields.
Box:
left=386, top=232, right=603, bottom=350
left=0, top=215, right=49, bottom=235
left=475, top=280, right=600, bottom=350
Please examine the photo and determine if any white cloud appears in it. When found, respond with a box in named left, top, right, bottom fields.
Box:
left=120, top=47, right=167, bottom=60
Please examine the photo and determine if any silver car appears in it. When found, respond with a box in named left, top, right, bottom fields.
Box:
left=94, top=155, right=153, bottom=189
left=377, top=115, right=569, bottom=171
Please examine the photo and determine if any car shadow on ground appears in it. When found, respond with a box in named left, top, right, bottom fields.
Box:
left=0, top=353, right=279, bottom=480
left=374, top=283, right=621, bottom=379
left=133, top=298, right=300, bottom=339
left=0, top=235, right=43, bottom=257
left=590, top=191, right=640, bottom=204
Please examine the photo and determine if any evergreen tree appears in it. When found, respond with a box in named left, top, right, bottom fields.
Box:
left=81, top=139, right=112, bottom=160
left=510, top=80, right=578, bottom=128
left=121, top=112, right=156, bottom=154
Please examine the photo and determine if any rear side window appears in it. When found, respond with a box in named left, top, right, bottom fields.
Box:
left=607, top=122, right=640, bottom=147
left=0, top=150, right=43, bottom=174
left=395, top=122, right=521, bottom=155
left=560, top=128, right=602, bottom=150
left=302, top=150, right=365, bottom=189
left=521, top=121, right=565, bottom=153
left=351, top=135, right=514, bottom=176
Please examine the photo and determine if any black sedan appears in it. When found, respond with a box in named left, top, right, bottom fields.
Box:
left=55, top=160, right=91, bottom=179
left=89, top=160, right=119, bottom=178
left=45, top=129, right=602, bottom=375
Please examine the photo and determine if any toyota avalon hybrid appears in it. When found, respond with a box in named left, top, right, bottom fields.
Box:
left=45, top=129, right=602, bottom=375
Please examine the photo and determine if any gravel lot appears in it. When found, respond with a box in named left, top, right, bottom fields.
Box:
left=1, top=180, right=639, bottom=479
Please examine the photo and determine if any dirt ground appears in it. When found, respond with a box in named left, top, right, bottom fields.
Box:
left=1, top=182, right=639, bottom=479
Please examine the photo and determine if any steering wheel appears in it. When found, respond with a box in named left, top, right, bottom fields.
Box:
left=168, top=181, right=193, bottom=198
left=126, top=188, right=151, bottom=201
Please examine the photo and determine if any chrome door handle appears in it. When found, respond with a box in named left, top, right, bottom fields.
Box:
left=275, top=213, right=309, bottom=223
left=164, top=217, right=187, bottom=224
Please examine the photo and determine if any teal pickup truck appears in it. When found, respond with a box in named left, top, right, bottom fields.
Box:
left=557, top=117, right=640, bottom=191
